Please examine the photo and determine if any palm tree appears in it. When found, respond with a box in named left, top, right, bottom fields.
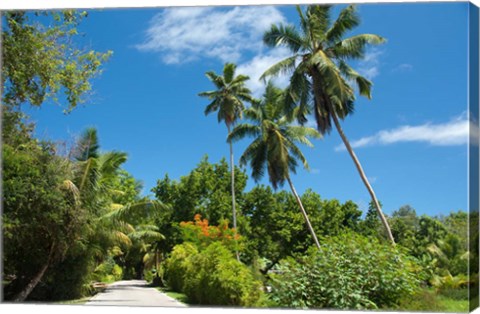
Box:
left=261, top=4, right=395, bottom=244
left=228, top=82, right=322, bottom=250
left=199, top=63, right=255, bottom=260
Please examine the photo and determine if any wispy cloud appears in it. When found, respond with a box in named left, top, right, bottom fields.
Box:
left=393, top=63, right=413, bottom=73
left=357, top=48, right=383, bottom=80
left=136, top=6, right=286, bottom=64
left=335, top=113, right=472, bottom=151
left=236, top=47, right=291, bottom=97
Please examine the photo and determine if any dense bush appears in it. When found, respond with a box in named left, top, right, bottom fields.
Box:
left=165, top=242, right=265, bottom=307
left=269, top=233, right=421, bottom=310
left=92, top=256, right=123, bottom=283
left=164, top=242, right=198, bottom=292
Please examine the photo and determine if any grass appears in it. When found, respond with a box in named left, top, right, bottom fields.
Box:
left=156, top=287, right=190, bottom=305
left=436, top=294, right=469, bottom=312
left=398, top=288, right=469, bottom=312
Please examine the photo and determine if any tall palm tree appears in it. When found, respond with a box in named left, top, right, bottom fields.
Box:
left=228, top=82, right=322, bottom=250
left=199, top=63, right=255, bottom=260
left=261, top=4, right=395, bottom=244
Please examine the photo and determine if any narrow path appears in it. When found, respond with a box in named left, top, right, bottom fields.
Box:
left=85, top=280, right=187, bottom=307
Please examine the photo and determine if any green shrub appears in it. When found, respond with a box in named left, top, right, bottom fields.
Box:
left=143, top=268, right=154, bottom=283
left=269, top=232, right=421, bottom=310
left=112, top=264, right=123, bottom=281
left=164, top=242, right=198, bottom=292
left=182, top=242, right=265, bottom=307
left=92, top=256, right=123, bottom=283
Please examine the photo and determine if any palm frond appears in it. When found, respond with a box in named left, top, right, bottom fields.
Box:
left=61, top=179, right=81, bottom=206
left=101, top=200, right=169, bottom=223
left=260, top=55, right=298, bottom=82
left=112, top=230, right=133, bottom=247
left=332, top=34, right=385, bottom=59
left=326, top=5, right=360, bottom=44
left=203, top=99, right=220, bottom=116
left=263, top=24, right=305, bottom=53
left=73, top=127, right=100, bottom=161
left=306, top=5, right=332, bottom=44
left=223, top=63, right=236, bottom=84
left=228, top=123, right=261, bottom=143
left=338, top=60, right=372, bottom=99
left=204, top=71, right=225, bottom=89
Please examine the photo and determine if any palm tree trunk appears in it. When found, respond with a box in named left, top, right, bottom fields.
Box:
left=330, top=111, right=396, bottom=245
left=286, top=176, right=321, bottom=250
left=12, top=242, right=56, bottom=302
left=227, top=125, right=240, bottom=261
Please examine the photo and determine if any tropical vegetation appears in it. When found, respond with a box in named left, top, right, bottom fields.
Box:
left=1, top=5, right=476, bottom=313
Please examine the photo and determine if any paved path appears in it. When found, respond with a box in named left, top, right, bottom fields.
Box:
left=85, top=280, right=187, bottom=307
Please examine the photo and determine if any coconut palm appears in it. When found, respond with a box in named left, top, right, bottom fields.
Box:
left=199, top=63, right=255, bottom=259
left=261, top=4, right=395, bottom=244
left=228, top=82, right=322, bottom=249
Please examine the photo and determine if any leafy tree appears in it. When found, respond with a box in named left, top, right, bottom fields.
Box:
left=261, top=4, right=394, bottom=244
left=360, top=201, right=384, bottom=239
left=2, top=140, right=83, bottom=301
left=199, top=63, right=255, bottom=260
left=2, top=11, right=112, bottom=111
left=389, top=205, right=419, bottom=247
left=228, top=82, right=322, bottom=249
left=151, top=157, right=248, bottom=253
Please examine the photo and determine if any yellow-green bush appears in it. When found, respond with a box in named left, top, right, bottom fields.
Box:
left=165, top=242, right=265, bottom=307
left=164, top=242, right=198, bottom=292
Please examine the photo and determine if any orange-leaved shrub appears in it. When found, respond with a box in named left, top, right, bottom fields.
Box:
left=179, top=214, right=243, bottom=252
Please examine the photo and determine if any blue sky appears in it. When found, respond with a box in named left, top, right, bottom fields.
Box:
left=22, top=2, right=473, bottom=216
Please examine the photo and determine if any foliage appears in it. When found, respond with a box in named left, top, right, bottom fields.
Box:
left=179, top=214, right=242, bottom=252
left=229, top=82, right=321, bottom=189
left=164, top=243, right=198, bottom=292
left=241, top=186, right=363, bottom=269
left=261, top=4, right=395, bottom=244
left=92, top=256, right=123, bottom=283
left=2, top=11, right=112, bottom=111
left=199, top=62, right=254, bottom=127
left=398, top=288, right=469, bottom=312
left=2, top=140, right=85, bottom=300
left=182, top=242, right=265, bottom=307
left=151, top=156, right=248, bottom=252
left=229, top=82, right=322, bottom=249
left=269, top=233, right=420, bottom=310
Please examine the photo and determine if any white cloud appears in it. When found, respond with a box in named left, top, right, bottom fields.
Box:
left=335, top=113, right=472, bottom=151
left=136, top=6, right=286, bottom=64
left=393, top=63, right=413, bottom=72
left=357, top=48, right=383, bottom=80
left=236, top=47, right=292, bottom=97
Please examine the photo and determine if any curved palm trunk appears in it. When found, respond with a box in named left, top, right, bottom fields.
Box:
left=287, top=176, right=321, bottom=250
left=310, top=69, right=395, bottom=245
left=227, top=125, right=240, bottom=261
left=330, top=111, right=396, bottom=245
left=12, top=242, right=56, bottom=302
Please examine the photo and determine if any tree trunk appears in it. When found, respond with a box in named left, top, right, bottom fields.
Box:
left=12, top=242, right=56, bottom=302
left=330, top=111, right=396, bottom=244
left=287, top=176, right=321, bottom=250
left=227, top=125, right=240, bottom=261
